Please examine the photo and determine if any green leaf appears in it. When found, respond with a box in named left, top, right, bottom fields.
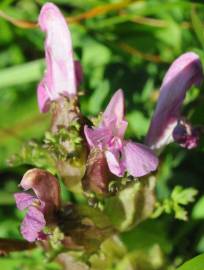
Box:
left=0, top=59, right=44, bottom=89
left=174, top=204, right=187, bottom=221
left=152, top=186, right=197, bottom=221
left=121, top=220, right=172, bottom=254
left=171, top=186, right=198, bottom=205
left=126, top=111, right=149, bottom=138
left=196, top=236, right=204, bottom=253
left=177, top=254, right=204, bottom=270
left=88, top=80, right=110, bottom=114
left=0, top=248, right=61, bottom=270
left=191, top=7, right=204, bottom=50
left=192, top=196, right=204, bottom=219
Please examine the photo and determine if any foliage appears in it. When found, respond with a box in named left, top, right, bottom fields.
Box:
left=0, top=0, right=204, bottom=269
left=177, top=253, right=204, bottom=270
left=152, top=186, right=198, bottom=221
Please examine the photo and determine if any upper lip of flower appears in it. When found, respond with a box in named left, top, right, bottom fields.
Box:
left=37, top=2, right=83, bottom=113
left=145, top=52, right=203, bottom=152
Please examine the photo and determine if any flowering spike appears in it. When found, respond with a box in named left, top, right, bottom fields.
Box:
left=146, top=52, right=203, bottom=151
left=38, top=2, right=78, bottom=112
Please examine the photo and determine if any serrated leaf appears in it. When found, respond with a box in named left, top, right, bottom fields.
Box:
left=174, top=204, right=187, bottom=221
left=171, top=186, right=198, bottom=205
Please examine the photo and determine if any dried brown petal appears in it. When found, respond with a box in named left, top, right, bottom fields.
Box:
left=20, top=168, right=60, bottom=209
left=82, top=148, right=117, bottom=196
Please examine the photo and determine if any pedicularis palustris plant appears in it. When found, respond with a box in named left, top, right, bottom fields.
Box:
left=10, top=2, right=203, bottom=268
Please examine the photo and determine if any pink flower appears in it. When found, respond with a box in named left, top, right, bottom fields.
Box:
left=37, top=3, right=83, bottom=113
left=14, top=192, right=46, bottom=242
left=14, top=169, right=60, bottom=242
left=146, top=52, right=203, bottom=152
left=84, top=89, right=158, bottom=178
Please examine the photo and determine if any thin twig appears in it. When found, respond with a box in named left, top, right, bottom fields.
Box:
left=0, top=0, right=134, bottom=28
left=0, top=238, right=36, bottom=256
left=0, top=1, right=191, bottom=30
left=131, top=16, right=190, bottom=29
left=0, top=10, right=37, bottom=29
left=132, top=16, right=167, bottom=27
left=67, top=0, right=133, bottom=23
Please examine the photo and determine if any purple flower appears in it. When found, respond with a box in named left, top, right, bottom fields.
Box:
left=37, top=3, right=83, bottom=113
left=84, top=89, right=158, bottom=178
left=14, top=169, right=60, bottom=242
left=146, top=52, right=203, bottom=152
left=14, top=192, right=46, bottom=242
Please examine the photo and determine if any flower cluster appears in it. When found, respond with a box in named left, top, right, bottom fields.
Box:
left=14, top=2, right=203, bottom=243
left=84, top=89, right=158, bottom=178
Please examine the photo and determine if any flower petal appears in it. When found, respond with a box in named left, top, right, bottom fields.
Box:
left=14, top=192, right=35, bottom=211
left=103, top=89, right=125, bottom=126
left=115, top=119, right=128, bottom=138
left=20, top=169, right=61, bottom=210
left=38, top=3, right=77, bottom=103
left=84, top=125, right=112, bottom=148
left=37, top=81, right=51, bottom=113
left=146, top=52, right=203, bottom=151
left=122, top=141, right=159, bottom=177
left=21, top=206, right=46, bottom=242
left=105, top=150, right=125, bottom=177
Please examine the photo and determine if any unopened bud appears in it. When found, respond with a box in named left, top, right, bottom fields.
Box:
left=173, top=120, right=199, bottom=149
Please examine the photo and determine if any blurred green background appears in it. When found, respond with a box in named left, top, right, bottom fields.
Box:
left=0, top=0, right=204, bottom=269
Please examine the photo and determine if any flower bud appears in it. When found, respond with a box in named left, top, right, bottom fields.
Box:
left=173, top=120, right=199, bottom=149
